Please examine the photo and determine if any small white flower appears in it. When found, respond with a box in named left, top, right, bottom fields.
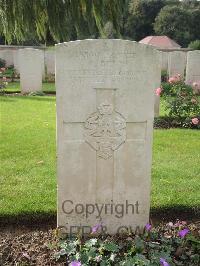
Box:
left=110, top=253, right=116, bottom=261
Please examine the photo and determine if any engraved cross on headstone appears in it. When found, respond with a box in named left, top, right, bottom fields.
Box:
left=63, top=88, right=146, bottom=202
left=84, top=88, right=126, bottom=160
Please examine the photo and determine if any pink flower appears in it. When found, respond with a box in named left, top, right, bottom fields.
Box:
left=1, top=67, right=5, bottom=71
left=145, top=223, right=152, bottom=231
left=160, top=258, right=170, bottom=266
left=178, top=228, right=190, bottom=238
left=168, top=75, right=181, bottom=84
left=22, top=252, right=31, bottom=260
left=181, top=221, right=187, bottom=225
left=192, top=82, right=198, bottom=87
left=167, top=222, right=173, bottom=227
left=2, top=76, right=6, bottom=80
left=155, top=87, right=162, bottom=96
left=192, top=118, right=199, bottom=125
left=69, top=261, right=82, bottom=266
left=91, top=222, right=102, bottom=234
left=169, top=77, right=175, bottom=83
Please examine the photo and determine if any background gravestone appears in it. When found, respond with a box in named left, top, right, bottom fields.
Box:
left=168, top=51, right=186, bottom=78
left=185, top=50, right=200, bottom=93
left=56, top=40, right=160, bottom=234
left=0, top=49, right=14, bottom=66
left=18, top=48, right=44, bottom=93
left=13, top=50, right=20, bottom=74
left=44, top=50, right=55, bottom=75
left=159, top=51, right=168, bottom=71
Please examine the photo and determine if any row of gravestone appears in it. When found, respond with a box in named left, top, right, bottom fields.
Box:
left=0, top=48, right=55, bottom=77
left=160, top=50, right=200, bottom=93
left=9, top=48, right=200, bottom=93
left=167, top=51, right=200, bottom=86
left=6, top=46, right=198, bottom=120
left=1, top=47, right=200, bottom=83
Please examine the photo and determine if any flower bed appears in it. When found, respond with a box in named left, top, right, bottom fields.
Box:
left=1, top=221, right=199, bottom=265
left=156, top=74, right=200, bottom=129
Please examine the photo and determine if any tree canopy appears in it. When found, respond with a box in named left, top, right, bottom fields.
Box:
left=0, top=0, right=125, bottom=44
left=154, top=4, right=200, bottom=47
left=0, top=0, right=199, bottom=47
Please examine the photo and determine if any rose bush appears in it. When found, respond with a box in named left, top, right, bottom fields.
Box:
left=157, top=75, right=200, bottom=129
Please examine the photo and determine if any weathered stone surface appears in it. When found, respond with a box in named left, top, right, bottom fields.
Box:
left=44, top=50, right=55, bottom=74
left=56, top=39, right=160, bottom=234
left=168, top=51, right=186, bottom=78
left=0, top=49, right=14, bottom=66
left=18, top=48, right=44, bottom=93
left=185, top=50, right=200, bottom=93
left=159, top=51, right=168, bottom=71
left=13, top=50, right=20, bottom=74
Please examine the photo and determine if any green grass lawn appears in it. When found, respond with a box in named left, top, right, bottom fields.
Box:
left=4, top=82, right=168, bottom=115
left=0, top=95, right=200, bottom=221
left=4, top=81, right=55, bottom=93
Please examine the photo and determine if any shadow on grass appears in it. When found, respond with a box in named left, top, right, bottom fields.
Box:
left=0, top=211, right=56, bottom=229
left=0, top=206, right=199, bottom=229
left=4, top=90, right=56, bottom=95
left=0, top=94, right=56, bottom=102
left=150, top=206, right=200, bottom=224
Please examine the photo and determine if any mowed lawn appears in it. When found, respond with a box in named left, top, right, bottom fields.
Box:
left=0, top=95, right=200, bottom=220
left=4, top=81, right=55, bottom=93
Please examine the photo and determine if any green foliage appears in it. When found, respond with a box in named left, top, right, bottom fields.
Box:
left=1, top=0, right=200, bottom=45
left=162, top=80, right=200, bottom=119
left=0, top=0, right=125, bottom=44
left=161, top=70, right=168, bottom=82
left=188, top=40, right=200, bottom=50
left=154, top=5, right=191, bottom=47
left=125, top=0, right=166, bottom=40
left=0, top=80, right=6, bottom=92
left=0, top=58, right=6, bottom=68
left=154, top=116, right=200, bottom=129
left=154, top=3, right=200, bottom=47
left=53, top=223, right=200, bottom=265
left=0, top=67, right=7, bottom=92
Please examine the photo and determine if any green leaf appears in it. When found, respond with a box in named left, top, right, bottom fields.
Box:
left=103, top=242, right=119, bottom=252
left=135, top=236, right=145, bottom=252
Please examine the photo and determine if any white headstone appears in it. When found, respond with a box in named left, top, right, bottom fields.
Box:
left=44, top=50, right=55, bottom=74
left=159, top=51, right=168, bottom=71
left=13, top=50, right=20, bottom=74
left=185, top=50, right=200, bottom=93
left=18, top=48, right=44, bottom=93
left=168, top=51, right=186, bottom=78
left=56, top=40, right=160, bottom=235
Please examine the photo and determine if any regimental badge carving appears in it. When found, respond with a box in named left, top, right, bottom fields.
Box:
left=84, top=102, right=126, bottom=159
